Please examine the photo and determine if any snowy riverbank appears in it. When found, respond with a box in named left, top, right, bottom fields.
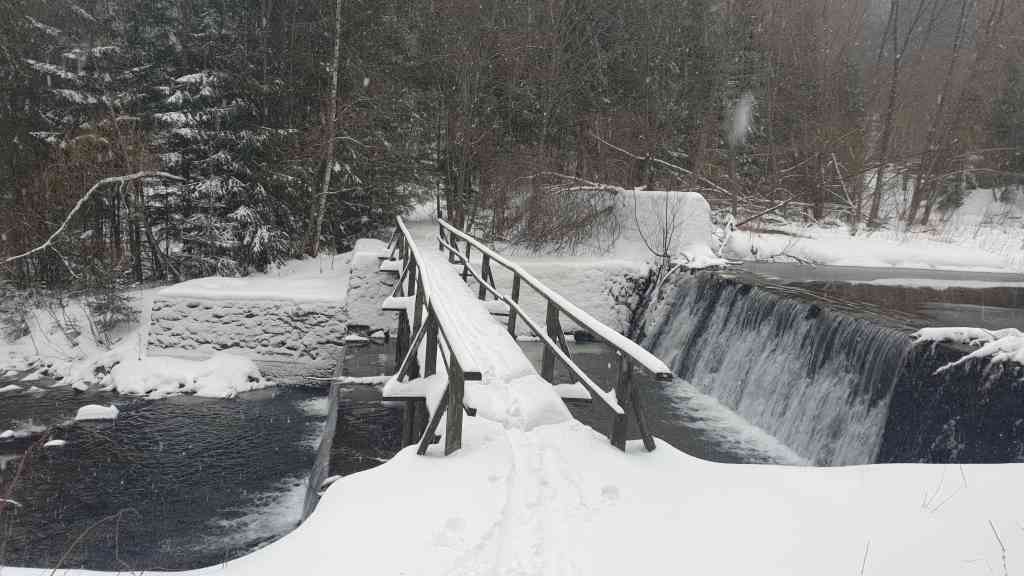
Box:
left=725, top=189, right=1024, bottom=272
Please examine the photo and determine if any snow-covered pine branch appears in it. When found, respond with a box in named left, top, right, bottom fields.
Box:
left=2, top=171, right=184, bottom=265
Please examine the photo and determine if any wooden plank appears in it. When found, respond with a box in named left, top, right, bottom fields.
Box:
left=445, top=358, right=465, bottom=455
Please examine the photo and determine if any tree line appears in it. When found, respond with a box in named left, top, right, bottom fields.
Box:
left=1, top=0, right=1022, bottom=288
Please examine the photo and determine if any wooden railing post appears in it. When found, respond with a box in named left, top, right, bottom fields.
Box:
left=409, top=278, right=425, bottom=380
left=445, top=357, right=465, bottom=455
left=541, top=301, right=559, bottom=382
left=407, top=255, right=417, bottom=297
left=461, top=242, right=472, bottom=280
left=396, top=310, right=409, bottom=374
left=424, top=310, right=438, bottom=377
left=478, top=254, right=491, bottom=300
left=507, top=273, right=521, bottom=336
left=611, top=353, right=631, bottom=451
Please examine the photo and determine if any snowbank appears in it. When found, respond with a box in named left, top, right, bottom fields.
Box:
left=159, top=255, right=350, bottom=304
left=75, top=404, right=118, bottom=421
left=913, top=327, right=1024, bottom=374
left=105, top=353, right=270, bottom=399
left=726, top=189, right=1024, bottom=272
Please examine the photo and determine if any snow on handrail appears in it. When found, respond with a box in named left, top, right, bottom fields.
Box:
left=436, top=235, right=624, bottom=415
left=395, top=217, right=483, bottom=380
left=438, top=219, right=673, bottom=380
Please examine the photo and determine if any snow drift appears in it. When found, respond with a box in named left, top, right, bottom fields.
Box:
left=104, top=352, right=269, bottom=399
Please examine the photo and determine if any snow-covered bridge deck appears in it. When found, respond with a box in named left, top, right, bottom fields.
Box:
left=378, top=216, right=672, bottom=456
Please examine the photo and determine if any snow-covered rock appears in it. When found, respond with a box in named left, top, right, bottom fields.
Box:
left=75, top=404, right=119, bottom=421
left=43, top=439, right=66, bottom=448
left=913, top=327, right=1024, bottom=375
left=0, top=430, right=14, bottom=440
left=106, top=353, right=269, bottom=399
left=0, top=384, right=21, bottom=394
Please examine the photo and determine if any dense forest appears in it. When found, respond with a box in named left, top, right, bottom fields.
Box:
left=1, top=0, right=1022, bottom=289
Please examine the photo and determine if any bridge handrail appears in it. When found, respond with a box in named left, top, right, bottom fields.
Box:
left=394, top=217, right=482, bottom=381
left=437, top=219, right=673, bottom=381
left=436, top=235, right=624, bottom=416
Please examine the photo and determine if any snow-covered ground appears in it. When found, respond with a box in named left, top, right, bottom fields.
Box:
left=725, top=189, right=1024, bottom=272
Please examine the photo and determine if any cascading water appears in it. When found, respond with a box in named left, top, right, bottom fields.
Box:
left=638, top=271, right=1024, bottom=466
left=640, top=273, right=912, bottom=466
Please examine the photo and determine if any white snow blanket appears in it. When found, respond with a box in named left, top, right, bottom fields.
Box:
left=106, top=353, right=270, bottom=399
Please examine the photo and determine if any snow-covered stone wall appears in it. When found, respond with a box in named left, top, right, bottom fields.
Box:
left=146, top=256, right=355, bottom=381
left=147, top=297, right=348, bottom=380
left=346, top=239, right=397, bottom=334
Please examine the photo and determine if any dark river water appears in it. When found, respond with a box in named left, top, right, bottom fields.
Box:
left=0, top=377, right=327, bottom=571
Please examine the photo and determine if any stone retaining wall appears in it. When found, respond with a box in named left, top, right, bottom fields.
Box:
left=147, top=298, right=348, bottom=380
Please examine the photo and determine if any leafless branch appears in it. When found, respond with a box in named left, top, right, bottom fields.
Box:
left=2, top=171, right=183, bottom=265
left=588, top=132, right=737, bottom=199
left=735, top=194, right=799, bottom=228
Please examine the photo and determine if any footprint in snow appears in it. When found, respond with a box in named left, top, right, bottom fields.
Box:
left=601, top=485, right=620, bottom=502
left=432, top=516, right=467, bottom=548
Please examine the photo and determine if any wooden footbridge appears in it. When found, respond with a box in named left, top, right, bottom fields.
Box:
left=378, top=217, right=673, bottom=456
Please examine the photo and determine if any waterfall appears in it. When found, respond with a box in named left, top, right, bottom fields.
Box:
left=640, top=273, right=911, bottom=466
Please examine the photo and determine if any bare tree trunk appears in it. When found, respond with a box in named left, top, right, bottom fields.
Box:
left=868, top=0, right=929, bottom=226
left=906, top=0, right=969, bottom=225
left=867, top=0, right=902, bottom=226
left=309, top=0, right=342, bottom=256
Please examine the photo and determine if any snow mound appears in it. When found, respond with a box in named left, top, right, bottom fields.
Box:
left=159, top=255, right=349, bottom=304
left=0, top=384, right=21, bottom=394
left=913, top=327, right=1024, bottom=374
left=106, top=353, right=270, bottom=399
left=43, top=439, right=66, bottom=448
left=76, top=404, right=119, bottom=421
